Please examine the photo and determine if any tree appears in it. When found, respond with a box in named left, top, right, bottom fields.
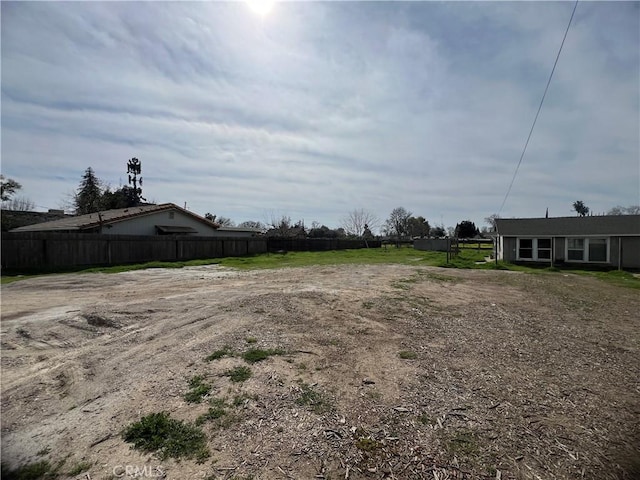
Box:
left=238, top=220, right=266, bottom=231
left=572, top=200, right=589, bottom=217
left=431, top=225, right=446, bottom=238
left=265, top=214, right=306, bottom=237
left=341, top=208, right=380, bottom=238
left=205, top=214, right=233, bottom=227
left=384, top=207, right=412, bottom=244
left=455, top=220, right=479, bottom=239
left=308, top=225, right=345, bottom=239
left=2, top=196, right=35, bottom=211
left=1, top=175, right=22, bottom=202
left=407, top=216, right=430, bottom=238
left=101, top=186, right=139, bottom=210
left=608, top=205, right=640, bottom=215
left=75, top=167, right=103, bottom=214
left=484, top=214, right=500, bottom=232
left=204, top=213, right=233, bottom=226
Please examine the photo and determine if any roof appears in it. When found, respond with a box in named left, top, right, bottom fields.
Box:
left=10, top=203, right=218, bottom=232
left=496, top=215, right=640, bottom=237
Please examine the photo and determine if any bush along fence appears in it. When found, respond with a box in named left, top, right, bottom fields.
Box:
left=1, top=233, right=380, bottom=272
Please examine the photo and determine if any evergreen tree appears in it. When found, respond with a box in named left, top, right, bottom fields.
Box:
left=75, top=167, right=102, bottom=214
left=572, top=200, right=589, bottom=217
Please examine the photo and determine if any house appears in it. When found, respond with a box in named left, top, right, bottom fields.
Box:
left=495, top=215, right=640, bottom=270
left=10, top=203, right=261, bottom=238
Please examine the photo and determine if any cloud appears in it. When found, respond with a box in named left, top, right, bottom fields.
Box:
left=1, top=1, right=638, bottom=228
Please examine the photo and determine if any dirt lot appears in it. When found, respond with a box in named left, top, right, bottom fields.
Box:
left=1, top=264, right=639, bottom=480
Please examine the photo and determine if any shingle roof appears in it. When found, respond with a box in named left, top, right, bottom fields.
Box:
left=496, top=215, right=640, bottom=237
left=10, top=203, right=216, bottom=232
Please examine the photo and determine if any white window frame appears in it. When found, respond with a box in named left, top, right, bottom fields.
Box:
left=565, top=237, right=609, bottom=263
left=516, top=238, right=552, bottom=261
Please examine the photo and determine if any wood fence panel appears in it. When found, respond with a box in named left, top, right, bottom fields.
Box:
left=2, top=233, right=377, bottom=271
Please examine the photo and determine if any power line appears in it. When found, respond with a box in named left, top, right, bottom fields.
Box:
left=498, top=0, right=579, bottom=215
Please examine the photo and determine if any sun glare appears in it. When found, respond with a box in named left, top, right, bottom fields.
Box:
left=247, top=0, right=275, bottom=16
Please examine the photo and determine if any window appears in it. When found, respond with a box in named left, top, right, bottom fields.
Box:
left=567, top=238, right=584, bottom=261
left=589, top=238, right=607, bottom=262
left=518, top=239, right=533, bottom=259
left=537, top=238, right=551, bottom=260
left=566, top=238, right=608, bottom=263
left=517, top=238, right=552, bottom=261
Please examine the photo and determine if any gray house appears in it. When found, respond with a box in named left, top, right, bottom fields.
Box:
left=10, top=203, right=261, bottom=238
left=495, top=215, right=640, bottom=270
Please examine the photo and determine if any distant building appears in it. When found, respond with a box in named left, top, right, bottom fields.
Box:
left=10, top=203, right=261, bottom=238
left=495, top=215, right=640, bottom=270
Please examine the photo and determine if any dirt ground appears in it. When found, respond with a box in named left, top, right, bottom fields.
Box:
left=1, top=264, right=639, bottom=480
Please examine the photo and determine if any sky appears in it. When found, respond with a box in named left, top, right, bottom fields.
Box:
left=2, top=1, right=639, bottom=231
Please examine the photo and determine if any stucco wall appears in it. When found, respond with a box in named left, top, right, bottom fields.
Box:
left=101, top=209, right=218, bottom=236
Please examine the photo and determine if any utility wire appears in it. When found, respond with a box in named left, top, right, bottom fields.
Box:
left=498, top=0, right=579, bottom=215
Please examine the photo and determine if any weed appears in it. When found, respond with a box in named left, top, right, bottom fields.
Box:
left=445, top=430, right=479, bottom=457
left=196, top=406, right=227, bottom=426
left=245, top=337, right=257, bottom=344
left=242, top=348, right=285, bottom=363
left=68, top=462, right=92, bottom=476
left=362, top=301, right=374, bottom=309
left=356, top=437, right=380, bottom=452
left=232, top=393, right=258, bottom=406
left=223, top=366, right=252, bottom=383
left=391, top=279, right=413, bottom=290
left=298, top=362, right=307, bottom=370
left=0, top=458, right=66, bottom=480
left=422, top=272, right=460, bottom=283
left=184, top=376, right=212, bottom=403
left=1, top=461, right=55, bottom=480
left=295, top=382, right=332, bottom=414
left=205, top=346, right=233, bottom=362
left=122, top=411, right=209, bottom=462
left=398, top=350, right=418, bottom=360
left=418, top=414, right=432, bottom=425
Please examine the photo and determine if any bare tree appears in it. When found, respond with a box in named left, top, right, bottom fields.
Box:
left=341, top=208, right=380, bottom=237
left=204, top=213, right=234, bottom=227
left=608, top=205, right=640, bottom=215
left=2, top=196, right=36, bottom=211
left=238, top=220, right=266, bottom=231
left=484, top=214, right=500, bottom=231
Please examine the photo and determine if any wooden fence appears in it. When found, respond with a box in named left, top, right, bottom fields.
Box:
left=1, top=233, right=379, bottom=272
left=267, top=237, right=381, bottom=252
left=1, top=232, right=267, bottom=271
